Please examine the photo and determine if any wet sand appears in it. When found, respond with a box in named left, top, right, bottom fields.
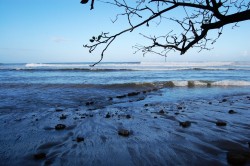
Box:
left=0, top=93, right=250, bottom=165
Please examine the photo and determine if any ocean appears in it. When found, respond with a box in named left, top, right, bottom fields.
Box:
left=0, top=61, right=250, bottom=112
left=1, top=61, right=250, bottom=165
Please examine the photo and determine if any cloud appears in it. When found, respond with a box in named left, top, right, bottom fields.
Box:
left=51, top=36, right=69, bottom=43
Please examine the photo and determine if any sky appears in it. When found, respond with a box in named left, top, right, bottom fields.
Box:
left=0, top=0, right=250, bottom=63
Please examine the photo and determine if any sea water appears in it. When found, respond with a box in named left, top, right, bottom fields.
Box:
left=0, top=61, right=250, bottom=112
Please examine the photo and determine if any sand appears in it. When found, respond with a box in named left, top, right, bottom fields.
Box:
left=0, top=93, right=250, bottom=165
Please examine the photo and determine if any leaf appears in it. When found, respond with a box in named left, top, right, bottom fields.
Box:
left=80, top=0, right=89, bottom=4
left=97, top=35, right=102, bottom=41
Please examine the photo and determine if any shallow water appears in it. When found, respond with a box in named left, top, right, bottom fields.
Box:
left=0, top=62, right=250, bottom=165
left=0, top=62, right=250, bottom=112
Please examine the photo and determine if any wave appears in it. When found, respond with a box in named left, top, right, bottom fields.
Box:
left=2, top=80, right=250, bottom=89
left=3, top=67, right=248, bottom=72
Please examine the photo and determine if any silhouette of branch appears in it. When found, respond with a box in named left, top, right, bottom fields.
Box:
left=81, top=0, right=250, bottom=66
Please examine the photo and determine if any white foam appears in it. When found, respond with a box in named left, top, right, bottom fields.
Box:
left=212, top=80, right=250, bottom=86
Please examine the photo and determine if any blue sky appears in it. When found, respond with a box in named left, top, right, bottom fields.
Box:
left=0, top=0, right=250, bottom=63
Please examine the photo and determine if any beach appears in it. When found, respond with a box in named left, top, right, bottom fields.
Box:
left=0, top=62, right=250, bottom=165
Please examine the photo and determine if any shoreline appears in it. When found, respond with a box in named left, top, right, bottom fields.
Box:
left=0, top=92, right=250, bottom=165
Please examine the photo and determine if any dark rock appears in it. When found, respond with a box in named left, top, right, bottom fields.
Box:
left=35, top=118, right=38, bottom=121
left=164, top=81, right=175, bottom=87
left=208, top=102, right=212, bottom=105
left=128, top=92, right=140, bottom=97
left=105, top=113, right=111, bottom=118
left=174, top=112, right=180, bottom=115
left=76, top=136, right=84, bottom=142
left=154, top=116, right=157, bottom=119
left=116, top=95, right=126, bottom=99
left=227, top=151, right=248, bottom=166
left=143, top=91, right=147, bottom=94
left=126, top=115, right=131, bottom=119
left=216, top=121, right=227, bottom=126
left=177, top=106, right=183, bottom=110
left=60, top=114, right=67, bottom=120
left=228, top=110, right=237, bottom=114
left=86, top=101, right=94, bottom=106
left=55, top=108, right=63, bottom=112
left=144, top=104, right=149, bottom=107
left=118, top=129, right=130, bottom=137
left=222, top=99, right=227, bottom=102
left=89, top=114, right=93, bottom=117
left=159, top=110, right=165, bottom=114
left=188, top=81, right=195, bottom=88
left=108, top=97, right=113, bottom=101
left=55, top=124, right=66, bottom=130
left=179, top=121, right=191, bottom=128
left=248, top=142, right=250, bottom=148
left=34, top=152, right=46, bottom=160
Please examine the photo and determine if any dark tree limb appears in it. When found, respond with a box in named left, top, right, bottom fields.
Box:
left=81, top=0, right=250, bottom=66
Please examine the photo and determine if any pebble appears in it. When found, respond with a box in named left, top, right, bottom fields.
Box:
left=159, top=110, right=165, bottom=114
left=55, top=124, right=66, bottom=130
left=60, top=114, right=67, bottom=120
left=105, top=113, right=111, bottom=118
left=118, top=129, right=130, bottom=137
left=222, top=99, right=227, bottom=102
left=126, top=115, right=131, bottom=119
left=76, top=136, right=84, bottom=142
left=55, top=108, right=63, bottom=112
left=216, top=121, right=227, bottom=126
left=179, top=121, right=191, bottom=128
left=228, top=110, right=237, bottom=114
left=86, top=101, right=94, bottom=106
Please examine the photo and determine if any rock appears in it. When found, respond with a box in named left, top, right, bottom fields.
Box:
left=118, top=129, right=130, bottom=137
left=179, top=121, right=191, bottom=128
left=108, top=97, right=113, bottom=101
left=208, top=102, right=212, bottom=105
left=76, top=136, right=84, bottom=142
left=127, top=92, right=140, bottom=97
left=177, top=106, right=183, bottom=110
left=227, top=151, right=248, bottom=166
left=222, top=99, right=227, bottom=102
left=143, top=91, right=147, bottom=94
left=174, top=112, right=180, bottom=115
left=60, top=114, right=67, bottom=120
left=55, top=108, right=63, bottom=112
left=159, top=110, right=165, bottom=114
left=154, top=116, right=157, bottom=119
left=144, top=104, right=149, bottom=107
left=164, top=81, right=175, bottom=87
left=228, top=110, right=237, bottom=114
left=126, top=114, right=131, bottom=119
left=248, top=142, right=250, bottom=148
left=216, top=121, right=227, bottom=126
left=86, top=101, right=94, bottom=106
left=105, top=113, right=111, bottom=118
left=34, top=152, right=46, bottom=160
left=55, top=124, right=66, bottom=130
